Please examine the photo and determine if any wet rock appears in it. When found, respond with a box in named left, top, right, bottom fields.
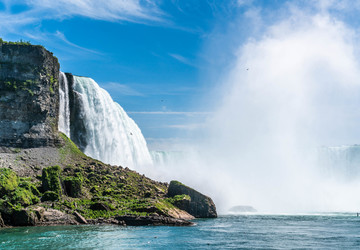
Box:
left=167, top=180, right=217, bottom=218
left=115, top=215, right=194, bottom=226
left=12, top=209, right=38, bottom=226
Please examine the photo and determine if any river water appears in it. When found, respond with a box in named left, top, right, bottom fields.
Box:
left=1, top=214, right=359, bottom=249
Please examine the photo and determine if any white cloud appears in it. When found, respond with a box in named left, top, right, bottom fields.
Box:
left=0, top=0, right=163, bottom=39
left=128, top=111, right=211, bottom=116
left=168, top=53, right=197, bottom=67
left=101, top=82, right=144, bottom=96
left=55, top=31, right=102, bottom=54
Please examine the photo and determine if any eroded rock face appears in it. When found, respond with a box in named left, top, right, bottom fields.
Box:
left=0, top=43, right=60, bottom=147
left=168, top=180, right=217, bottom=218
left=65, top=73, right=88, bottom=152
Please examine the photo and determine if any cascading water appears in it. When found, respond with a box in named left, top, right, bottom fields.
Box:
left=318, top=145, right=360, bottom=180
left=69, top=76, right=153, bottom=168
left=150, top=151, right=185, bottom=166
left=58, top=72, right=71, bottom=138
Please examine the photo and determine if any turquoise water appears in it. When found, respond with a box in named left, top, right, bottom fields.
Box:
left=1, top=214, right=360, bottom=249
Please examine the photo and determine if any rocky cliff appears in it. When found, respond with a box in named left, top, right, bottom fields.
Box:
left=167, top=180, right=217, bottom=218
left=0, top=40, right=217, bottom=227
left=0, top=42, right=60, bottom=147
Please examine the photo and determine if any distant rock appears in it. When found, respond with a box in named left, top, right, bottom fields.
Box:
left=167, top=180, right=217, bottom=218
left=229, top=205, right=257, bottom=213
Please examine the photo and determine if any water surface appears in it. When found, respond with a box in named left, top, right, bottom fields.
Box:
left=1, top=214, right=360, bottom=249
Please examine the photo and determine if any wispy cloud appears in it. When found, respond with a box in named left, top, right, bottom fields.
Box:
left=128, top=111, right=211, bottom=116
left=168, top=53, right=198, bottom=67
left=55, top=31, right=102, bottom=54
left=166, top=123, right=204, bottom=130
left=101, top=82, right=144, bottom=96
left=0, top=0, right=163, bottom=23
left=0, top=0, right=164, bottom=40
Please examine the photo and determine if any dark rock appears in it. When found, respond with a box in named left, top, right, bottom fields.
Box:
left=33, top=206, right=45, bottom=221
left=0, top=213, right=5, bottom=227
left=0, top=43, right=61, bottom=148
left=73, top=211, right=87, bottom=224
left=66, top=73, right=88, bottom=151
left=115, top=215, right=194, bottom=226
left=63, top=176, right=82, bottom=198
left=41, top=191, right=60, bottom=201
left=12, top=209, right=37, bottom=226
left=167, top=180, right=217, bottom=218
left=90, top=202, right=111, bottom=211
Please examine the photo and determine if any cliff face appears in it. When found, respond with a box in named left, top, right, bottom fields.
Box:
left=0, top=43, right=60, bottom=147
left=65, top=73, right=88, bottom=152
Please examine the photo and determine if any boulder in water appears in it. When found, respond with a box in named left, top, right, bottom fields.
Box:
left=167, top=180, right=217, bottom=218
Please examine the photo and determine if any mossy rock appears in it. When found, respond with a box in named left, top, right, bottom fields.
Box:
left=41, top=191, right=59, bottom=202
left=63, top=176, right=82, bottom=198
left=42, top=166, right=62, bottom=194
left=0, top=168, right=18, bottom=195
left=10, top=187, right=39, bottom=206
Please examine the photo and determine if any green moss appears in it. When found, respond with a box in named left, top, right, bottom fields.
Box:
left=42, top=165, right=62, bottom=195
left=166, top=194, right=191, bottom=205
left=0, top=39, right=31, bottom=45
left=0, top=168, right=18, bottom=195
left=63, top=176, right=82, bottom=198
left=154, top=200, right=176, bottom=215
left=42, top=191, right=59, bottom=201
left=10, top=187, right=39, bottom=206
left=58, top=133, right=86, bottom=160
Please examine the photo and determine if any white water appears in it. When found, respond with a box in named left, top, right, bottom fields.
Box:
left=318, top=145, right=360, bottom=180
left=58, top=72, right=71, bottom=138
left=71, top=76, right=153, bottom=168
left=150, top=151, right=185, bottom=166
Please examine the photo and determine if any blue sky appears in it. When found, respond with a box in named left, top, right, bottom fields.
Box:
left=1, top=0, right=360, bottom=149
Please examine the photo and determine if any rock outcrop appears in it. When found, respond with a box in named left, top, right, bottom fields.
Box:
left=0, top=40, right=218, bottom=228
left=0, top=42, right=60, bottom=147
left=167, top=180, right=217, bottom=218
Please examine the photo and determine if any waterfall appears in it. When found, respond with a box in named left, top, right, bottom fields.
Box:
left=58, top=72, right=71, bottom=138
left=70, top=76, right=153, bottom=168
left=318, top=145, right=360, bottom=180
left=151, top=151, right=185, bottom=166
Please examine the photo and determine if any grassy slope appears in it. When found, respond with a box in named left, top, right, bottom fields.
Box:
left=0, top=133, right=187, bottom=221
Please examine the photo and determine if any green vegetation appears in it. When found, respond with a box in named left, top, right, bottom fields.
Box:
left=1, top=78, right=36, bottom=96
left=42, top=165, right=62, bottom=194
left=0, top=168, right=18, bottom=195
left=0, top=38, right=31, bottom=45
left=0, top=169, right=41, bottom=214
left=58, top=133, right=86, bottom=160
left=42, top=191, right=59, bottom=201
left=166, top=194, right=191, bottom=205
left=0, top=135, right=178, bottom=222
